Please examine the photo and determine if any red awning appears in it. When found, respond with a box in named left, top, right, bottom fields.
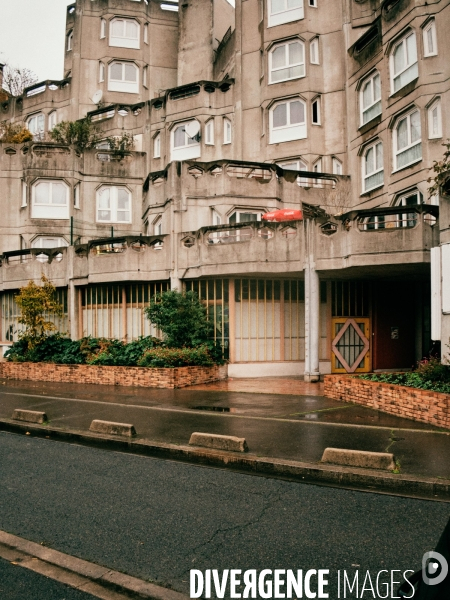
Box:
left=262, top=209, right=303, bottom=222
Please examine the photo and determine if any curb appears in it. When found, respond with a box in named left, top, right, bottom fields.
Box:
left=0, top=530, right=188, bottom=600
left=0, top=418, right=449, bottom=501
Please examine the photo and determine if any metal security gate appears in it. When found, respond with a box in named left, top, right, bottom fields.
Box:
left=331, top=318, right=370, bottom=373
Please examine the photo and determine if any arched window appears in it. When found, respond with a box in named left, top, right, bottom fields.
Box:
left=108, top=62, right=139, bottom=93
left=67, top=30, right=73, bottom=51
left=153, top=132, right=161, bottom=158
left=360, top=71, right=381, bottom=125
left=170, top=121, right=201, bottom=161
left=390, top=30, right=418, bottom=93
left=96, top=186, right=131, bottom=223
left=269, top=40, right=305, bottom=84
left=109, top=18, right=140, bottom=49
left=363, top=141, right=383, bottom=192
left=27, top=113, right=45, bottom=140
left=428, top=99, right=442, bottom=139
left=32, top=181, right=69, bottom=220
left=269, top=98, right=306, bottom=144
left=393, top=109, right=422, bottom=170
left=223, top=118, right=232, bottom=144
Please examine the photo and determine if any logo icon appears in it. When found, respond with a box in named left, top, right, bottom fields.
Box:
left=422, top=551, right=448, bottom=586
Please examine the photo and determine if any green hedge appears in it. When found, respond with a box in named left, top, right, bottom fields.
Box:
left=4, top=335, right=224, bottom=368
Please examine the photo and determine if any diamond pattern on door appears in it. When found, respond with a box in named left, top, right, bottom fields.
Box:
left=332, top=318, right=370, bottom=373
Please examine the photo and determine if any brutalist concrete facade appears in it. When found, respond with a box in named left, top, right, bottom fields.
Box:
left=0, top=0, right=448, bottom=378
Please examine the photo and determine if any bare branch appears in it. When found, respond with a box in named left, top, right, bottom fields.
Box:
left=318, top=178, right=353, bottom=217
left=2, top=62, right=38, bottom=97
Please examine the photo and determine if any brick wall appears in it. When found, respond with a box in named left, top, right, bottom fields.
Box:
left=0, top=362, right=228, bottom=389
left=324, top=374, right=450, bottom=429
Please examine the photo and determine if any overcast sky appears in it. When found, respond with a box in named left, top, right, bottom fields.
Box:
left=0, top=0, right=70, bottom=82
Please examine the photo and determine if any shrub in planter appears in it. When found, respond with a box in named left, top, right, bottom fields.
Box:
left=415, top=356, right=450, bottom=383
left=137, top=346, right=216, bottom=368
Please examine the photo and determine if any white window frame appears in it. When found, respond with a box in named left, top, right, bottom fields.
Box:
left=48, top=111, right=57, bottom=131
left=279, top=158, right=309, bottom=186
left=27, top=113, right=45, bottom=140
left=311, top=96, right=321, bottom=125
left=310, top=37, right=319, bottom=65
left=100, top=19, right=106, bottom=39
left=153, top=133, right=161, bottom=158
left=268, top=0, right=304, bottom=28
left=96, top=186, right=132, bottom=224
left=428, top=99, right=442, bottom=139
left=390, top=31, right=418, bottom=94
left=144, top=23, right=149, bottom=44
left=269, top=98, right=307, bottom=144
left=212, top=210, right=222, bottom=226
left=269, top=40, right=305, bottom=84
left=67, top=30, right=73, bottom=51
left=74, top=183, right=80, bottom=209
left=21, top=180, right=27, bottom=207
left=308, top=0, right=317, bottom=6
left=423, top=19, right=437, bottom=57
left=394, top=189, right=422, bottom=228
left=363, top=141, right=384, bottom=193
left=153, top=216, right=162, bottom=235
left=205, top=119, right=215, bottom=145
left=229, top=210, right=263, bottom=224
left=109, top=17, right=140, bottom=49
left=223, top=118, right=232, bottom=144
left=31, top=180, right=70, bottom=220
left=31, top=237, right=69, bottom=249
left=332, top=158, right=342, bottom=175
left=393, top=109, right=422, bottom=171
left=108, top=61, right=139, bottom=94
left=170, top=121, right=201, bottom=161
left=360, top=71, right=381, bottom=126
left=99, top=62, right=105, bottom=83
left=143, top=65, right=148, bottom=88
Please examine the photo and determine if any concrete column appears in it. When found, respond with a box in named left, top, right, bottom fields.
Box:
left=304, top=220, right=320, bottom=382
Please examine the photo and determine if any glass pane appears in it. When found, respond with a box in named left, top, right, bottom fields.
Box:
left=98, top=210, right=111, bottom=221
left=362, top=80, right=372, bottom=109
left=393, top=41, right=405, bottom=75
left=35, top=182, right=50, bottom=204
left=126, top=21, right=138, bottom=38
left=373, top=74, right=381, bottom=101
left=396, top=117, right=408, bottom=150
left=272, top=67, right=289, bottom=82
left=98, top=189, right=110, bottom=209
left=410, top=111, right=421, bottom=143
left=365, top=147, right=374, bottom=175
left=272, top=46, right=286, bottom=70
left=289, top=42, right=302, bottom=65
left=289, top=64, right=304, bottom=79
left=110, top=63, right=123, bottom=80
left=124, top=63, right=137, bottom=82
left=112, top=20, right=123, bottom=37
left=397, top=143, right=422, bottom=169
left=375, top=143, right=383, bottom=169
left=432, top=106, right=439, bottom=135
left=289, top=100, right=304, bottom=124
left=271, top=0, right=285, bottom=14
left=287, top=0, right=301, bottom=8
left=117, top=188, right=129, bottom=209
left=427, top=27, right=434, bottom=54
left=174, top=126, right=186, bottom=147
left=406, top=33, right=417, bottom=65
left=273, top=103, right=287, bottom=128
left=117, top=211, right=130, bottom=222
left=51, top=183, right=66, bottom=205
left=240, top=213, right=258, bottom=222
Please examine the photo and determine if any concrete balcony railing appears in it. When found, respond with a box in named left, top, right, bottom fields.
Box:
left=178, top=221, right=304, bottom=278
left=0, top=247, right=69, bottom=290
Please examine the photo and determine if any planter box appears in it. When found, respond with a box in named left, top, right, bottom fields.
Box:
left=324, top=374, right=450, bottom=430
left=0, top=362, right=227, bottom=389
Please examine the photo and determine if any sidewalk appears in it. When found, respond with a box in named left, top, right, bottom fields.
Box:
left=0, top=377, right=449, bottom=494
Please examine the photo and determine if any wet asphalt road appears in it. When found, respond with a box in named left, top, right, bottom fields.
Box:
left=1, top=432, right=449, bottom=597
left=0, top=557, right=98, bottom=600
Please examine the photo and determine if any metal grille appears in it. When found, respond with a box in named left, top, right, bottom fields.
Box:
left=334, top=321, right=367, bottom=370
left=332, top=281, right=369, bottom=317
left=185, top=279, right=230, bottom=359
left=81, top=282, right=169, bottom=341
left=1, top=288, right=68, bottom=342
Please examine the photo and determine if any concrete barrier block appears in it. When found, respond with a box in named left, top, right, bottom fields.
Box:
left=89, top=420, right=136, bottom=437
left=189, top=432, right=248, bottom=453
left=321, top=447, right=396, bottom=471
left=12, top=409, right=47, bottom=424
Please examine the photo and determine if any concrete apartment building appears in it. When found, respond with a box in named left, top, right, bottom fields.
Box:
left=0, top=0, right=448, bottom=379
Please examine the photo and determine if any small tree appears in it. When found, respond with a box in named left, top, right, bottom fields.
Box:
left=2, top=62, right=38, bottom=97
left=49, top=117, right=101, bottom=153
left=0, top=121, right=33, bottom=143
left=428, top=141, right=450, bottom=198
left=145, top=290, right=213, bottom=348
left=15, top=276, right=64, bottom=349
left=106, top=132, right=135, bottom=158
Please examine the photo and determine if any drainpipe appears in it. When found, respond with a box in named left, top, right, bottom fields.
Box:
left=304, top=218, right=320, bottom=382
